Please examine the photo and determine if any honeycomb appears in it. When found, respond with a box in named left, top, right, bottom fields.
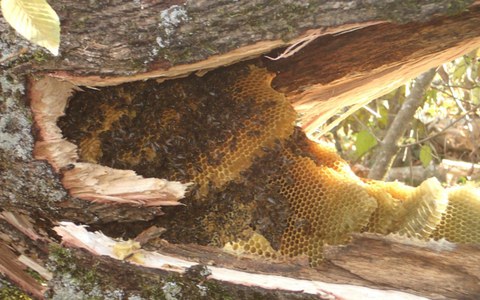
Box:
left=274, top=148, right=378, bottom=266
left=363, top=182, right=402, bottom=234
left=431, top=186, right=480, bottom=243
left=301, top=138, right=358, bottom=177
left=223, top=142, right=381, bottom=265
left=363, top=178, right=448, bottom=239
left=188, top=66, right=297, bottom=195
left=57, top=63, right=480, bottom=267
left=224, top=231, right=279, bottom=260
left=78, top=104, right=131, bottom=163
left=395, top=178, right=448, bottom=238
left=362, top=178, right=415, bottom=201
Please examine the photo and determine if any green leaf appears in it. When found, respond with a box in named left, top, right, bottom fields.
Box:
left=355, top=130, right=377, bottom=158
left=1, top=0, right=60, bottom=55
left=419, top=145, right=432, bottom=167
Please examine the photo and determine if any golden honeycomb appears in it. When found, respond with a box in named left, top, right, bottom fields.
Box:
left=224, top=231, right=279, bottom=260
left=363, top=182, right=402, bottom=234
left=188, top=66, right=297, bottom=195
left=57, top=63, right=480, bottom=267
left=302, top=138, right=357, bottom=177
left=363, top=178, right=448, bottom=239
left=78, top=104, right=130, bottom=163
left=275, top=148, right=378, bottom=266
left=431, top=186, right=480, bottom=243
left=363, top=178, right=415, bottom=201
left=395, top=178, right=448, bottom=238
left=218, top=139, right=382, bottom=265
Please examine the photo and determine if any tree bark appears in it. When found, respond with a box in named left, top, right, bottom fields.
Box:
left=1, top=1, right=480, bottom=299
left=2, top=0, right=473, bottom=75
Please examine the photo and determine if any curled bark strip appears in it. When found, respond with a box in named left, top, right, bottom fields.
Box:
left=29, top=76, right=190, bottom=206
left=62, top=163, right=189, bottom=206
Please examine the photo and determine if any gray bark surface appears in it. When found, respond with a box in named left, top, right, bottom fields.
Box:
left=1, top=0, right=473, bottom=75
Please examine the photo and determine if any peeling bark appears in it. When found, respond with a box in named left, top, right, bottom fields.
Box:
left=52, top=222, right=480, bottom=300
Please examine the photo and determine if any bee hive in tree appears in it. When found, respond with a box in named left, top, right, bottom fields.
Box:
left=59, top=65, right=297, bottom=196
left=55, top=63, right=479, bottom=266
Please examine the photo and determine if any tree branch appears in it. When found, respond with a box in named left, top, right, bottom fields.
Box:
left=368, top=69, right=437, bottom=180
left=401, top=103, right=480, bottom=148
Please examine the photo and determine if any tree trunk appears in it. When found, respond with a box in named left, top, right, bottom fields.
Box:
left=1, top=1, right=480, bottom=299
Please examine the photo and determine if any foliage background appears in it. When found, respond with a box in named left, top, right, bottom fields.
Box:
left=322, top=48, right=480, bottom=186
